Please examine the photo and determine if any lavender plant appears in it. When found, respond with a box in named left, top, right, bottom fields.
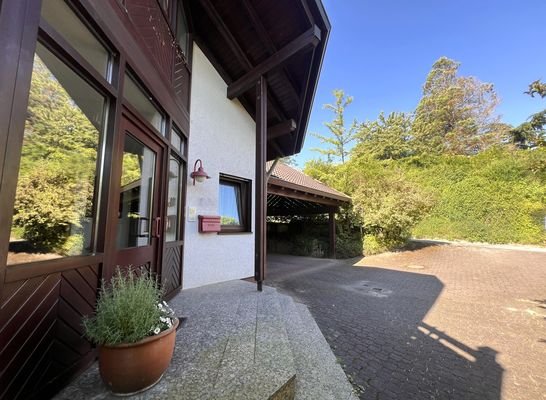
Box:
left=83, top=268, right=176, bottom=346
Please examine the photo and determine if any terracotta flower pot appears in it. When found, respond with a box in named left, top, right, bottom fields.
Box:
left=98, top=318, right=179, bottom=396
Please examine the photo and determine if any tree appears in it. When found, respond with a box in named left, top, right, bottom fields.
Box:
left=510, top=111, right=546, bottom=149
left=413, top=57, right=500, bottom=155
left=349, top=160, right=433, bottom=254
left=312, top=89, right=359, bottom=163
left=510, top=81, right=546, bottom=149
left=525, top=80, right=546, bottom=98
left=355, top=111, right=414, bottom=160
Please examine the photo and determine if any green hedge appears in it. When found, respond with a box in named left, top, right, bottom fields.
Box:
left=409, top=148, right=546, bottom=245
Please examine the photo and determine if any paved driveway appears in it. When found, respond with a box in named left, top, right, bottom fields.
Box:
left=265, top=244, right=546, bottom=400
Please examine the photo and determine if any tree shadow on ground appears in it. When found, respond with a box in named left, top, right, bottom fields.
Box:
left=266, top=256, right=503, bottom=400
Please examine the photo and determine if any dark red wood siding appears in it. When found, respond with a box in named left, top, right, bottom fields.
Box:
left=0, top=265, right=99, bottom=400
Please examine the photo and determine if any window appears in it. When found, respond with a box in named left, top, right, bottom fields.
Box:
left=41, top=0, right=112, bottom=81
left=123, top=73, right=165, bottom=134
left=8, top=42, right=107, bottom=265
left=219, top=175, right=251, bottom=233
left=170, top=126, right=186, bottom=155
left=165, top=156, right=184, bottom=241
left=175, top=2, right=189, bottom=56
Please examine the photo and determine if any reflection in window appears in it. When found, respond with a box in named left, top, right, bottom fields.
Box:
left=41, top=0, right=112, bottom=80
left=117, top=135, right=156, bottom=249
left=8, top=42, right=106, bottom=265
left=176, top=2, right=189, bottom=56
left=165, top=157, right=182, bottom=242
left=170, top=127, right=186, bottom=155
left=123, top=73, right=164, bottom=134
left=220, top=183, right=242, bottom=226
left=219, top=175, right=251, bottom=233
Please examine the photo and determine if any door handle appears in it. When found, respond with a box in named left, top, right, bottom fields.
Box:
left=153, top=217, right=161, bottom=238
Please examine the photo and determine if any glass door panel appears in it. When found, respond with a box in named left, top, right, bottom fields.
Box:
left=116, top=135, right=156, bottom=249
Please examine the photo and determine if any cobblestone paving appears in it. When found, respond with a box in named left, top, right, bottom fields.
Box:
left=265, top=244, right=546, bottom=400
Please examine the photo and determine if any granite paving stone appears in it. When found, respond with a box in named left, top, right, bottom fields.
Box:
left=55, top=279, right=354, bottom=400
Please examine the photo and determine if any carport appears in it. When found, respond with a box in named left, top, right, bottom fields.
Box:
left=266, top=162, right=351, bottom=258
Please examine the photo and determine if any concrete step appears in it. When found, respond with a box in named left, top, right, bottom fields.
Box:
left=215, top=286, right=296, bottom=400
left=54, top=280, right=353, bottom=400
left=278, top=293, right=358, bottom=400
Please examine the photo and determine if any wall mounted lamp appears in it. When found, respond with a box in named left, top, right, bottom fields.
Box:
left=190, top=159, right=210, bottom=185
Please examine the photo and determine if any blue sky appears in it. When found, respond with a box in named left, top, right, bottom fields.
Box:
left=295, top=0, right=546, bottom=167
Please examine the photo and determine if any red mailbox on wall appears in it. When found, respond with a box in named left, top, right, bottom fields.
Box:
left=198, top=215, right=221, bottom=233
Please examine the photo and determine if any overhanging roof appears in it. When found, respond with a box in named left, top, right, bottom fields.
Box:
left=189, top=0, right=331, bottom=160
left=267, top=162, right=350, bottom=216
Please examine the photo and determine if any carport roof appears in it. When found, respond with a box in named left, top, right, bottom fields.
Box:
left=267, top=162, right=350, bottom=216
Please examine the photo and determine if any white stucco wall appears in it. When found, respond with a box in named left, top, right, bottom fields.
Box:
left=182, top=44, right=256, bottom=289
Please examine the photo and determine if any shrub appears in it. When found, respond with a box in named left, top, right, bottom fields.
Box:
left=83, top=269, right=175, bottom=346
left=351, top=165, right=433, bottom=254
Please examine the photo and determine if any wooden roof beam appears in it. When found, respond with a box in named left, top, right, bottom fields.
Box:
left=240, top=0, right=301, bottom=103
left=227, top=25, right=322, bottom=100
left=269, top=139, right=286, bottom=157
left=198, top=0, right=287, bottom=121
left=268, top=119, right=297, bottom=140
left=267, top=184, right=344, bottom=207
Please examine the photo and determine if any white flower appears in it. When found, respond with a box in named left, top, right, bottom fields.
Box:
left=153, top=327, right=161, bottom=335
left=160, top=316, right=168, bottom=323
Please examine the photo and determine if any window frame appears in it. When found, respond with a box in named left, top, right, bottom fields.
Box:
left=6, top=36, right=110, bottom=266
left=219, top=174, right=252, bottom=234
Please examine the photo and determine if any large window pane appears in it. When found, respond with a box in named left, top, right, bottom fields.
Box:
left=165, top=157, right=182, bottom=242
left=41, top=0, right=111, bottom=80
left=8, top=42, right=106, bottom=265
left=123, top=74, right=164, bottom=134
left=117, top=135, right=156, bottom=248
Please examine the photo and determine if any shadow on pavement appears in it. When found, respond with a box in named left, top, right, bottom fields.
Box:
left=266, top=254, right=503, bottom=400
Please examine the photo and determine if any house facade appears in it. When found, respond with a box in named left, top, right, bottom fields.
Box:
left=0, top=0, right=329, bottom=398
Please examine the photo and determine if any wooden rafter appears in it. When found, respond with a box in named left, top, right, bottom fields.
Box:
left=268, top=119, right=296, bottom=140
left=268, top=176, right=350, bottom=203
left=198, top=0, right=288, bottom=122
left=240, top=0, right=301, bottom=103
left=227, top=25, right=321, bottom=100
left=268, top=184, right=345, bottom=207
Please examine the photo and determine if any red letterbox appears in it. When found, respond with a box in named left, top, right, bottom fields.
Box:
left=198, top=215, right=221, bottom=233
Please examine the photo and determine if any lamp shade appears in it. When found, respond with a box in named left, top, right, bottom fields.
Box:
left=190, top=159, right=210, bottom=185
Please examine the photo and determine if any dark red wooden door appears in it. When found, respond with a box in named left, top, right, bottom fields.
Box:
left=112, top=116, right=164, bottom=274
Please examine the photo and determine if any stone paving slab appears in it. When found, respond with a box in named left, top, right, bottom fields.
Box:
left=55, top=281, right=296, bottom=400
left=54, top=279, right=354, bottom=400
left=278, top=294, right=358, bottom=400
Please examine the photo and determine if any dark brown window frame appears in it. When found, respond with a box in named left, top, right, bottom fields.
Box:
left=4, top=2, right=117, bottom=269
left=219, top=174, right=252, bottom=234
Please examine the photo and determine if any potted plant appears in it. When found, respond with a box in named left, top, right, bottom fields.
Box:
left=83, top=268, right=179, bottom=396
